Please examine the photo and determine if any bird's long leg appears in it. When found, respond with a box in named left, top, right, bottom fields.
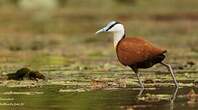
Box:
left=136, top=72, right=144, bottom=89
left=160, top=62, right=179, bottom=88
left=135, top=70, right=144, bottom=96
left=170, top=87, right=178, bottom=103
left=132, top=68, right=144, bottom=89
left=131, top=67, right=144, bottom=96
left=169, top=87, right=178, bottom=110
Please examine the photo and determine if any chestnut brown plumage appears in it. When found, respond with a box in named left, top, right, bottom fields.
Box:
left=116, top=37, right=166, bottom=67
left=96, top=21, right=179, bottom=88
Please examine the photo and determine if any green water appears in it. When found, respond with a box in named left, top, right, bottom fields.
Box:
left=0, top=86, right=197, bottom=110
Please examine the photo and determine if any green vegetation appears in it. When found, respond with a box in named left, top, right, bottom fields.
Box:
left=0, top=0, right=196, bottom=68
left=0, top=0, right=197, bottom=90
left=0, top=0, right=196, bottom=88
left=0, top=1, right=197, bottom=109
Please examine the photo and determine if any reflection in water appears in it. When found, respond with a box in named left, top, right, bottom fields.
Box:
left=171, top=87, right=179, bottom=102
left=170, top=87, right=179, bottom=110
left=136, top=87, right=179, bottom=110
left=136, top=86, right=179, bottom=101
left=0, top=86, right=198, bottom=110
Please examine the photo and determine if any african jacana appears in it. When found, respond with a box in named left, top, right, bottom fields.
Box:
left=96, top=21, right=179, bottom=88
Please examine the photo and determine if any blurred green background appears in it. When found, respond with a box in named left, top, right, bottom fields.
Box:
left=0, top=0, right=197, bottom=68
left=0, top=1, right=198, bottom=109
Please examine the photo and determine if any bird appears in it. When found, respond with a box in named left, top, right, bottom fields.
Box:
left=95, top=21, right=179, bottom=89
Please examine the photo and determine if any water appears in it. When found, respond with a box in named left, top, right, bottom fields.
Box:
left=0, top=60, right=197, bottom=110
left=0, top=85, right=197, bottom=110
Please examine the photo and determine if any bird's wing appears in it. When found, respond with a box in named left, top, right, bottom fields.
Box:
left=116, top=37, right=166, bottom=66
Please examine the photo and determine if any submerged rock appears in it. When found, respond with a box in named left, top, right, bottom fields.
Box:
left=7, top=67, right=45, bottom=81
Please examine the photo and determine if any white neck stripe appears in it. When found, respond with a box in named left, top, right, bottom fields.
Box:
left=114, top=32, right=125, bottom=47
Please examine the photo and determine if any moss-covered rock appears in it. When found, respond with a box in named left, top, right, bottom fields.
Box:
left=7, top=67, right=45, bottom=81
